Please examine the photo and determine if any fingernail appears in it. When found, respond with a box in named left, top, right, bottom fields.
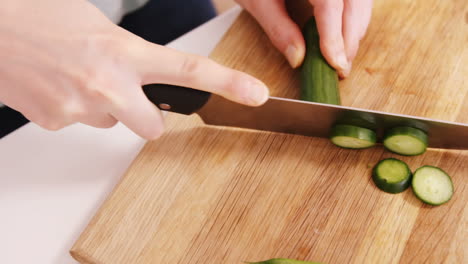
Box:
left=248, top=80, right=269, bottom=105
left=286, top=44, right=302, bottom=68
left=337, top=53, right=351, bottom=78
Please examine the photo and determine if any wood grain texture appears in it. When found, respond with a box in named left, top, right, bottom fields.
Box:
left=71, top=0, right=467, bottom=263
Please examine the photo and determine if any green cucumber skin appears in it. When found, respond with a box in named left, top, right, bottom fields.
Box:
left=372, top=158, right=412, bottom=194
left=300, top=17, right=340, bottom=105
left=335, top=111, right=378, bottom=131
left=412, top=165, right=454, bottom=206
left=383, top=126, right=428, bottom=156
left=330, top=124, right=377, bottom=149
left=246, top=258, right=322, bottom=264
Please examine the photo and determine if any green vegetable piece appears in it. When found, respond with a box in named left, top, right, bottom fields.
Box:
left=412, top=165, right=454, bottom=205
left=383, top=126, right=428, bottom=156
left=300, top=17, right=340, bottom=105
left=372, top=158, right=412, bottom=193
left=334, top=111, right=378, bottom=131
left=330, top=124, right=377, bottom=149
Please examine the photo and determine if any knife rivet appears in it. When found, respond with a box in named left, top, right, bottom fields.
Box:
left=159, top=103, right=171, bottom=110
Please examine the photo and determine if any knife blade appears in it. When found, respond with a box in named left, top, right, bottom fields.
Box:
left=143, top=84, right=468, bottom=150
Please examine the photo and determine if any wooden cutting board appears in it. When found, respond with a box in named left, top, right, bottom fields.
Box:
left=71, top=0, right=467, bottom=263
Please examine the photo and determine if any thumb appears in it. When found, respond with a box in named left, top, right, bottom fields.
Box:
left=240, top=0, right=306, bottom=68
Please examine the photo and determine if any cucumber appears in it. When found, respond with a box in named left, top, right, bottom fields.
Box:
left=383, top=126, right=428, bottom=156
left=372, top=158, right=412, bottom=193
left=412, top=166, right=453, bottom=205
left=300, top=17, right=340, bottom=105
left=330, top=124, right=376, bottom=149
left=335, top=111, right=378, bottom=131
left=246, top=259, right=321, bottom=264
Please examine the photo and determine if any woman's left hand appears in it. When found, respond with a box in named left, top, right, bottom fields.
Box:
left=235, top=0, right=373, bottom=78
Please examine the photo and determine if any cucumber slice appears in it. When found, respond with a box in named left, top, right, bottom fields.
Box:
left=335, top=111, right=378, bottom=131
left=383, top=126, right=428, bottom=156
left=330, top=124, right=376, bottom=149
left=372, top=158, right=412, bottom=193
left=412, top=166, right=453, bottom=205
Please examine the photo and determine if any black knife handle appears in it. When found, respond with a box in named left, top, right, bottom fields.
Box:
left=142, top=84, right=211, bottom=115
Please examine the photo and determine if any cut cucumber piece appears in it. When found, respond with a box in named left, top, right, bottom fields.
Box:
left=300, top=17, right=340, bottom=105
left=335, top=111, right=378, bottom=131
left=383, top=126, right=428, bottom=156
left=372, top=158, right=412, bottom=193
left=330, top=124, right=376, bottom=149
left=412, top=166, right=453, bottom=205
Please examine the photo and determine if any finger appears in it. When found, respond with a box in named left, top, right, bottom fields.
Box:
left=342, top=0, right=373, bottom=61
left=22, top=111, right=70, bottom=131
left=69, top=95, right=119, bottom=129
left=358, top=0, right=374, bottom=39
left=130, top=42, right=269, bottom=107
left=16, top=100, right=75, bottom=131
left=110, top=82, right=165, bottom=140
left=310, top=0, right=351, bottom=77
left=240, top=0, right=306, bottom=68
left=26, top=113, right=71, bottom=131
left=79, top=113, right=118, bottom=128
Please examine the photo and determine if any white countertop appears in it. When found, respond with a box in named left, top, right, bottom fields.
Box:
left=0, top=7, right=241, bottom=264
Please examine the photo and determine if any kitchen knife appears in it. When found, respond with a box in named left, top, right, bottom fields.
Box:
left=143, top=84, right=468, bottom=150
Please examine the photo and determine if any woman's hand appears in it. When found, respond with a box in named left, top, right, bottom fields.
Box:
left=236, top=0, right=373, bottom=77
left=0, top=0, right=269, bottom=140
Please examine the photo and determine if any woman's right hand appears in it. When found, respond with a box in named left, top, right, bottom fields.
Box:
left=0, top=0, right=269, bottom=140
